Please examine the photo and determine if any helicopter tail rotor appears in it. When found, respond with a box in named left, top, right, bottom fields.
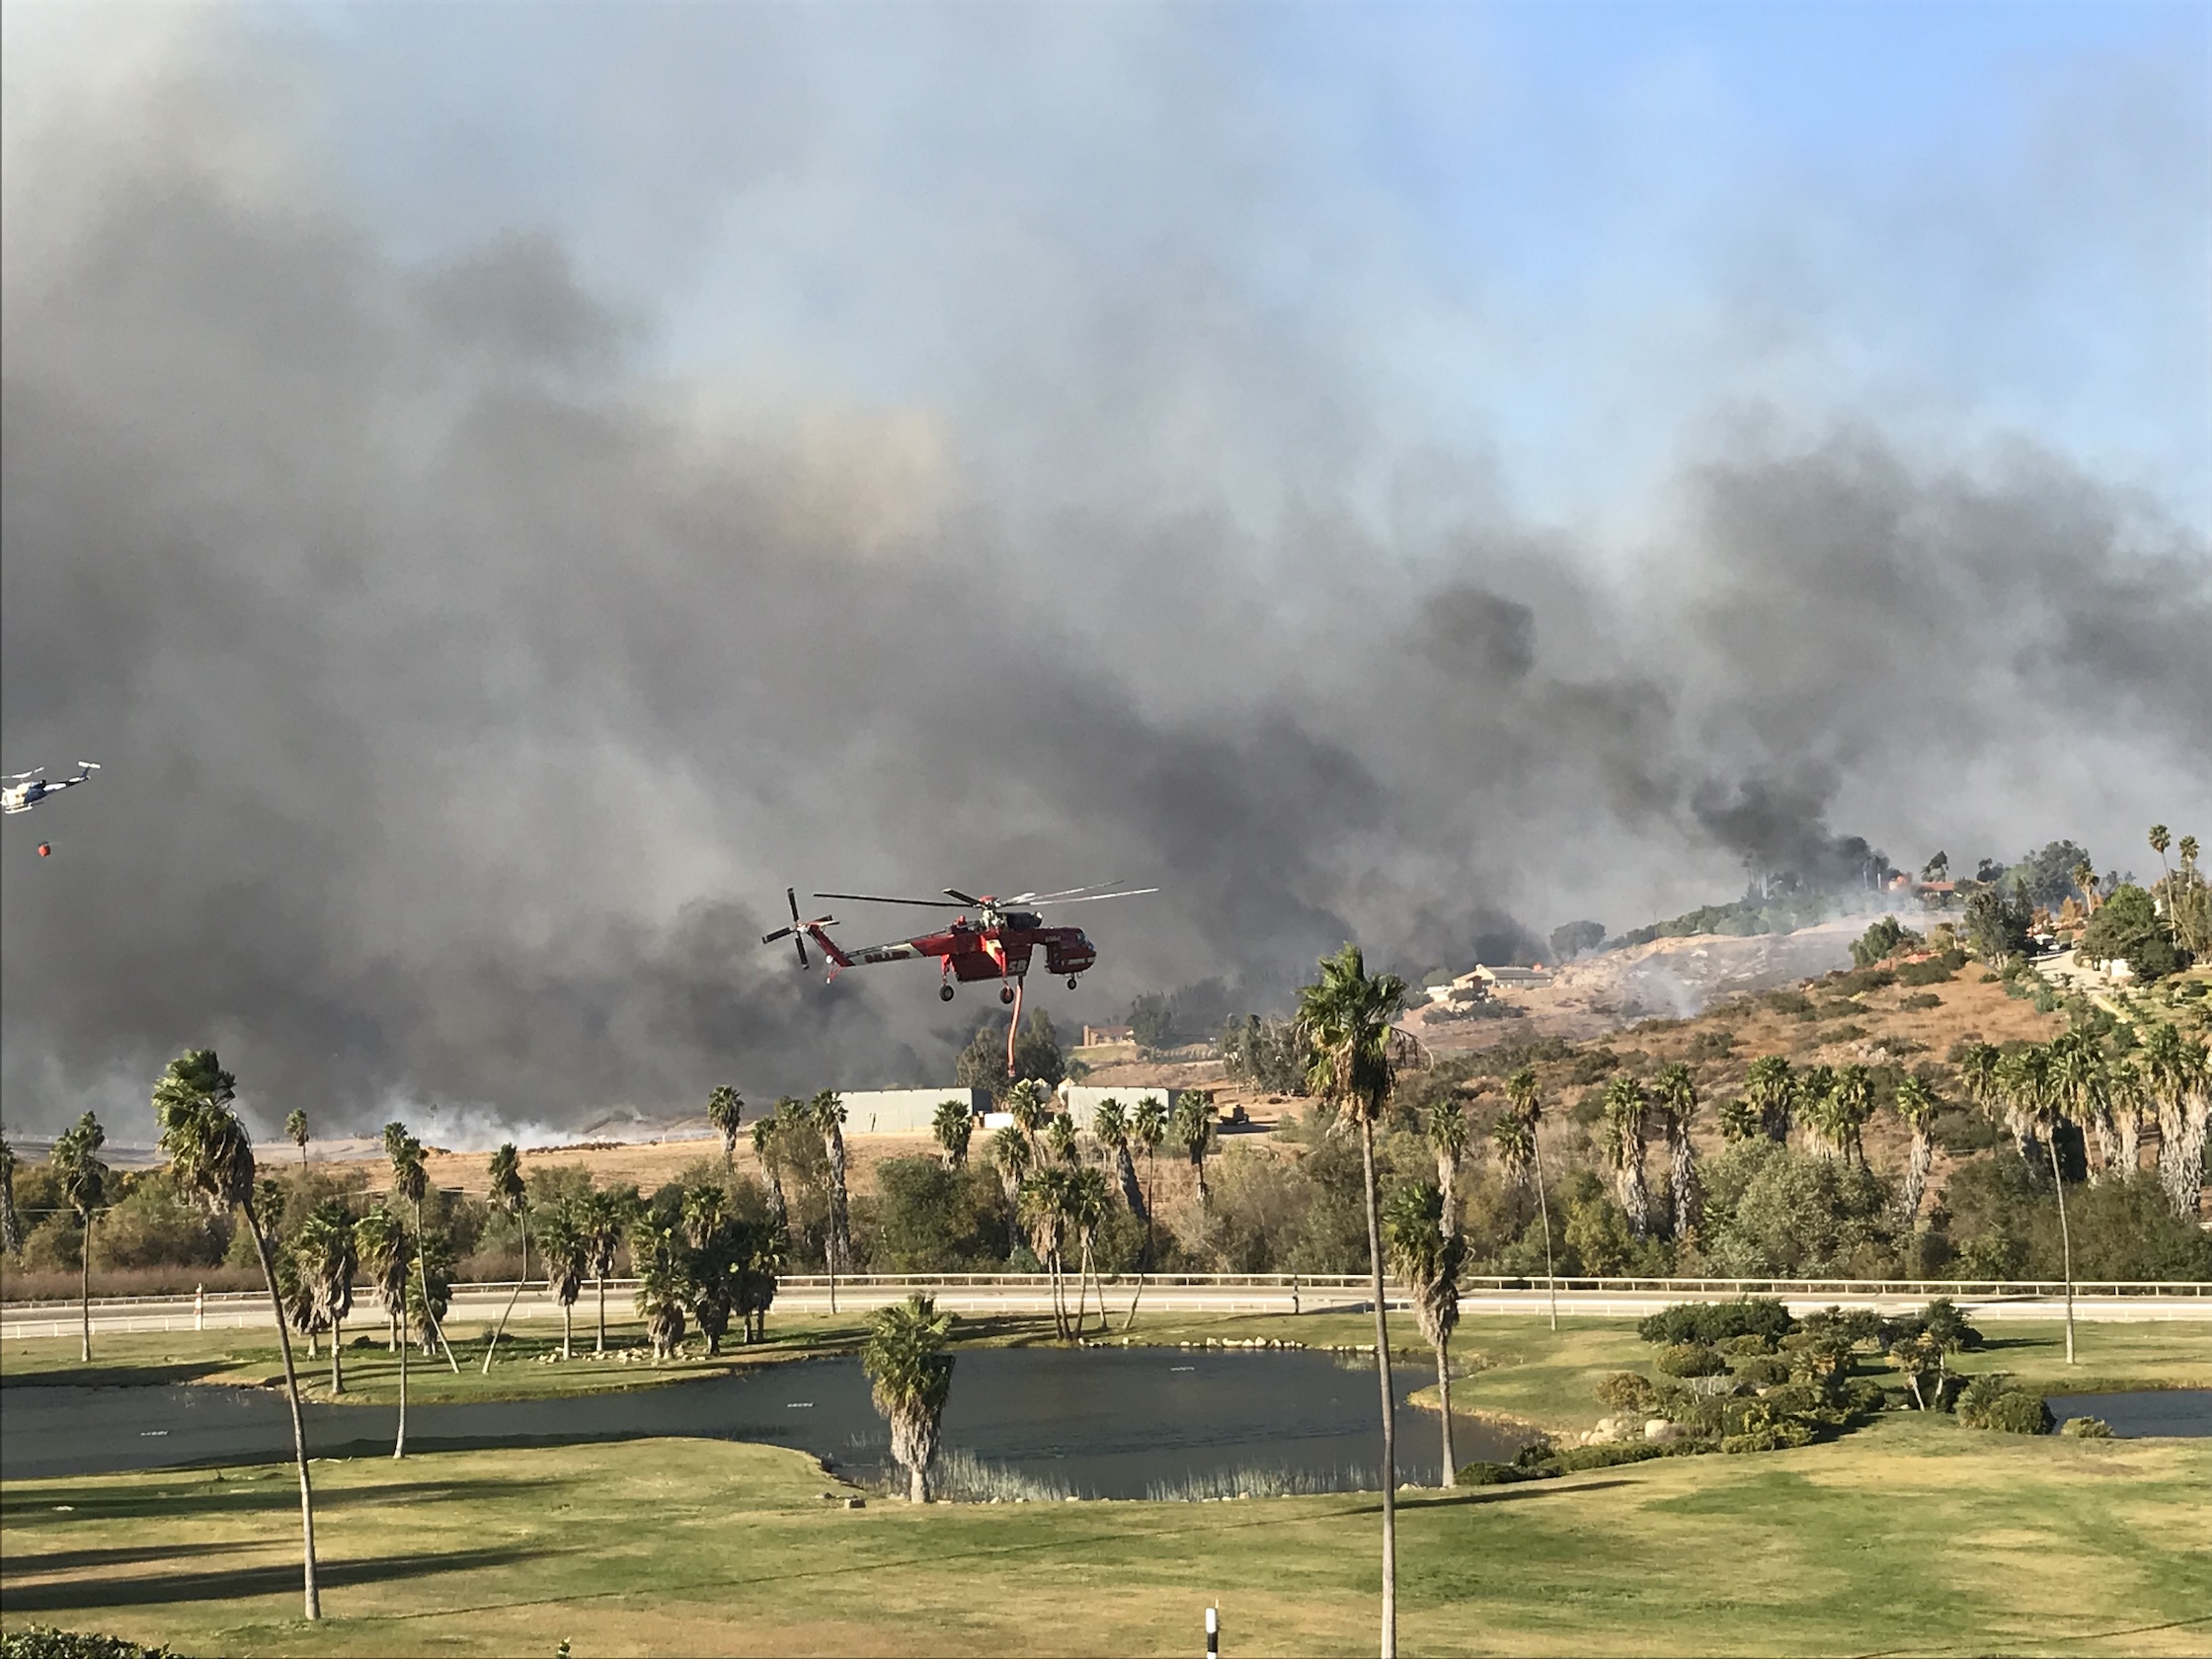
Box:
left=760, top=886, right=838, bottom=972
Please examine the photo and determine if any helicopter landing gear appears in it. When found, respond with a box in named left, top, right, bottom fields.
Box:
left=940, top=984, right=955, bottom=1001
left=999, top=986, right=1016, bottom=1005
left=1066, top=976, right=1079, bottom=989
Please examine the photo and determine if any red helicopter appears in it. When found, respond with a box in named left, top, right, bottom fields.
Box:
left=761, top=882, right=1156, bottom=1072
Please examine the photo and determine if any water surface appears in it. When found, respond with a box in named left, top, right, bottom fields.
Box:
left=2042, top=1388, right=2212, bottom=1439
left=2, top=1347, right=1526, bottom=1497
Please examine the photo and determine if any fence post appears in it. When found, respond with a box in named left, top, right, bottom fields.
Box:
left=195, top=1285, right=204, bottom=1332
left=1205, top=1604, right=1219, bottom=1659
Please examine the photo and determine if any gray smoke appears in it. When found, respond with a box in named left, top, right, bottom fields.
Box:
left=3, top=12, right=2205, bottom=1136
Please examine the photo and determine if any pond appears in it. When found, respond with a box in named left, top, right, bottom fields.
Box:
left=0, top=1347, right=1530, bottom=1499
left=2042, top=1389, right=2212, bottom=1439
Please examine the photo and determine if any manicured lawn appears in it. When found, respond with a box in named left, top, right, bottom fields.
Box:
left=3, top=1414, right=2207, bottom=1656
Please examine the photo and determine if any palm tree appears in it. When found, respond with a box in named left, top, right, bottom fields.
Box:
left=2109, top=1056, right=2149, bottom=1178
left=1892, top=1075, right=1941, bottom=1226
left=861, top=1294, right=957, bottom=1503
left=681, top=1185, right=739, bottom=1355
left=990, top=1125, right=1032, bottom=1206
left=2141, top=1024, right=2210, bottom=1221
left=481, top=1143, right=531, bottom=1372
left=1006, top=1079, right=1049, bottom=1156
left=1952, top=1042, right=2017, bottom=1157
left=933, top=1098, right=975, bottom=1170
left=1744, top=1055, right=1795, bottom=1144
left=1982, top=1046, right=2045, bottom=1168
left=535, top=1202, right=588, bottom=1360
left=1017, top=1167, right=1075, bottom=1338
left=51, top=1112, right=108, bottom=1363
left=153, top=1050, right=320, bottom=1619
left=631, top=1223, right=688, bottom=1360
left=1426, top=1098, right=1468, bottom=1236
left=808, top=1090, right=852, bottom=1308
left=578, top=1188, right=631, bottom=1354
left=1043, top=1114, right=1080, bottom=1169
left=286, top=1109, right=311, bottom=1172
left=2050, top=1034, right=2114, bottom=1182
left=1090, top=1099, right=1146, bottom=1221
left=1298, top=942, right=1408, bottom=1658
left=1383, top=1183, right=1463, bottom=1487
left=2149, top=825, right=2173, bottom=940
left=0, top=1136, right=24, bottom=1258
left=1600, top=1076, right=1650, bottom=1236
left=1067, top=1165, right=1111, bottom=1337
left=1498, top=1067, right=1557, bottom=1330
left=2071, top=860, right=2099, bottom=918
left=1169, top=1093, right=1217, bottom=1206
left=354, top=1203, right=414, bottom=1455
left=273, top=1215, right=324, bottom=1360
left=1795, top=1065, right=1841, bottom=1159
left=293, top=1199, right=357, bottom=1395
left=2002, top=1044, right=2077, bottom=1364
left=387, top=1129, right=457, bottom=1372
left=1131, top=1095, right=1167, bottom=1257
left=1651, top=1063, right=1700, bottom=1242
left=753, top=1108, right=791, bottom=1230
left=1832, top=1065, right=1875, bottom=1168
left=706, top=1085, right=746, bottom=1170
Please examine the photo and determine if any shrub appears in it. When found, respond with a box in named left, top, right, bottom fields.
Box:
left=1728, top=1355, right=1789, bottom=1388
left=1596, top=1372, right=1659, bottom=1414
left=2060, top=1416, right=2113, bottom=1439
left=1687, top=1028, right=1736, bottom=1060
left=1719, top=1332, right=1776, bottom=1357
left=1456, top=1460, right=1536, bottom=1485
left=1899, top=991, right=1943, bottom=1011
left=1657, top=1343, right=1728, bottom=1378
left=1956, top=1375, right=2053, bottom=1435
left=0, top=1631, right=178, bottom=1659
left=1896, top=958, right=1957, bottom=987
left=1637, top=1298, right=1796, bottom=1347
left=1836, top=966, right=1897, bottom=995
left=1721, top=1417, right=1815, bottom=1454
left=1568, top=1047, right=1623, bottom=1084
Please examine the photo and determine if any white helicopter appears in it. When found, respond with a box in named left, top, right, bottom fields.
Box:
left=3, top=761, right=101, bottom=815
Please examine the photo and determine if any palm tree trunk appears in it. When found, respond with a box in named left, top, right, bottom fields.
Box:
left=245, top=1216, right=321, bottom=1620
left=2117, top=1111, right=2140, bottom=1178
left=596, top=1274, right=607, bottom=1353
left=2047, top=1139, right=2076, bottom=1366
left=1532, top=1131, right=1558, bottom=1333
left=483, top=1274, right=529, bottom=1373
left=1901, top=1132, right=1934, bottom=1226
left=1670, top=1129, right=1697, bottom=1242
left=1435, top=1339, right=1458, bottom=1487
left=414, top=1199, right=459, bottom=1373
left=395, top=1321, right=408, bottom=1459
left=331, top=1313, right=345, bottom=1394
left=80, top=1214, right=92, bottom=1363
left=1359, top=1118, right=1397, bottom=1659
left=561, top=1301, right=573, bottom=1362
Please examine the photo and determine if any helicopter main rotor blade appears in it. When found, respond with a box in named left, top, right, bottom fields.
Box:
left=817, top=892, right=966, bottom=908
left=943, top=889, right=984, bottom=907
left=1008, top=881, right=1126, bottom=904
left=794, top=933, right=811, bottom=970
left=760, top=926, right=796, bottom=944
left=1033, top=888, right=1160, bottom=907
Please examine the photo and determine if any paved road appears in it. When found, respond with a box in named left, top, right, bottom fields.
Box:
left=6, top=1283, right=2206, bottom=1340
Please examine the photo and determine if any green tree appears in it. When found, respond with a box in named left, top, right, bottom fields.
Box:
left=1128, top=992, right=1175, bottom=1054
left=1652, top=1063, right=1700, bottom=1242
left=1089, top=1099, right=1146, bottom=1222
left=2148, top=824, right=2172, bottom=934
left=1426, top=1097, right=1468, bottom=1237
left=861, top=1294, right=957, bottom=1502
left=1017, top=1166, right=1075, bottom=1338
left=480, top=1144, right=530, bottom=1372
left=1383, top=1182, right=1463, bottom=1487
left=752, top=1111, right=791, bottom=1231
left=1131, top=1097, right=1167, bottom=1255
left=50, top=1112, right=108, bottom=1363
left=0, top=1136, right=23, bottom=1258
left=1068, top=1165, right=1111, bottom=1336
left=1298, top=942, right=1408, bottom=1658
left=1963, top=882, right=2032, bottom=964
left=1169, top=1093, right=1217, bottom=1206
left=285, top=1109, right=311, bottom=1172
left=1600, top=1076, right=1651, bottom=1237
left=353, top=1203, right=414, bottom=1453
left=535, top=1201, right=588, bottom=1360
left=1744, top=1056, right=1795, bottom=1144
left=932, top=1098, right=975, bottom=1170
left=807, top=1090, right=852, bottom=1299
left=990, top=1125, right=1032, bottom=1206
left=630, top=1222, right=689, bottom=1360
left=2140, top=1024, right=2210, bottom=1221
left=1499, top=1066, right=1557, bottom=1329
left=1892, top=1074, right=1941, bottom=1226
left=578, top=1188, right=633, bottom=1353
left=1005, top=1079, right=1049, bottom=1155
left=2079, top=885, right=2180, bottom=982
left=2003, top=1043, right=2079, bottom=1364
left=1043, top=1114, right=1079, bottom=1169
left=1549, top=920, right=1605, bottom=962
left=706, top=1086, right=746, bottom=1170
left=292, top=1199, right=357, bottom=1394
left=154, top=1051, right=320, bottom=1619
left=386, top=1127, right=457, bottom=1372
left=1013, top=1008, right=1067, bottom=1086
left=2050, top=1033, right=2115, bottom=1182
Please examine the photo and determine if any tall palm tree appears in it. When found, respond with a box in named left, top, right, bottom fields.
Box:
left=387, top=1129, right=458, bottom=1373
left=706, top=1085, right=746, bottom=1170
left=535, top=1202, right=588, bottom=1360
left=2003, top=1044, right=2077, bottom=1364
left=0, top=1136, right=24, bottom=1258
left=1131, top=1095, right=1167, bottom=1260
left=1651, top=1063, right=1700, bottom=1242
left=2050, top=1034, right=2114, bottom=1182
left=990, top=1125, right=1032, bottom=1206
left=1503, top=1067, right=1557, bottom=1330
left=1831, top=1066, right=1875, bottom=1168
left=1383, top=1183, right=1463, bottom=1488
left=51, top=1112, right=108, bottom=1363
left=2070, top=860, right=2098, bottom=918
left=1600, top=1076, right=1651, bottom=1236
left=1017, top=1167, right=1074, bottom=1338
left=1043, top=1114, right=1080, bottom=1169
left=286, top=1109, right=311, bottom=1172
left=1892, top=1075, right=1941, bottom=1226
left=1090, top=1099, right=1146, bottom=1221
left=2141, top=1024, right=2210, bottom=1221
left=578, top=1188, right=631, bottom=1354
left=293, top=1199, right=357, bottom=1394
left=1952, top=1042, right=2019, bottom=1158
left=154, top=1050, right=320, bottom=1619
left=1006, top=1079, right=1049, bottom=1156
left=1795, top=1065, right=1840, bottom=1159
left=481, top=1144, right=530, bottom=1372
left=1743, top=1056, right=1795, bottom=1144
left=2149, top=825, right=2173, bottom=940
left=630, top=1223, right=688, bottom=1360
left=2109, top=1056, right=2149, bottom=1179
left=681, top=1185, right=739, bottom=1355
left=861, top=1294, right=957, bottom=1503
left=1426, top=1098, right=1468, bottom=1237
left=1067, top=1165, right=1111, bottom=1337
left=1984, top=1046, right=2046, bottom=1169
left=753, top=1107, right=791, bottom=1230
left=808, top=1090, right=852, bottom=1307
left=1169, top=1093, right=1217, bottom=1206
left=354, top=1203, right=414, bottom=1456
left=1298, top=942, right=1408, bottom=1659
left=933, top=1098, right=975, bottom=1170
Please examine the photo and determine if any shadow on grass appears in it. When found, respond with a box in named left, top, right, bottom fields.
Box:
left=1361, top=1477, right=1639, bottom=1514
left=3, top=1540, right=264, bottom=1574
left=0, top=1544, right=566, bottom=1613
left=1, top=1475, right=572, bottom=1527
left=0, top=1360, right=243, bottom=1390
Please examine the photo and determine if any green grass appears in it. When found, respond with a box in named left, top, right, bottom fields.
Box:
left=3, top=1416, right=2207, bottom=1656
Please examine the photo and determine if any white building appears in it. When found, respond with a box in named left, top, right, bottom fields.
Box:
left=834, top=1087, right=991, bottom=1136
left=1055, top=1083, right=1201, bottom=1130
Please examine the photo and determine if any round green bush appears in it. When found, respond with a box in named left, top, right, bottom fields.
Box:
left=1956, top=1374, right=2054, bottom=1434
left=2060, top=1416, right=2113, bottom=1439
left=1657, top=1343, right=1728, bottom=1378
left=1596, top=1372, right=1660, bottom=1413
